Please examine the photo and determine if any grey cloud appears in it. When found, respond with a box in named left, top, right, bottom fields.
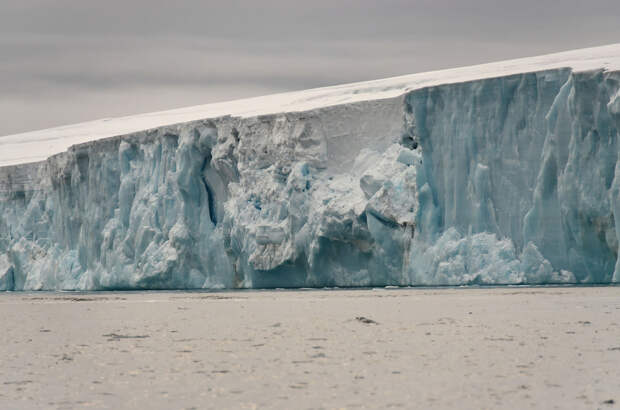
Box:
left=1, top=0, right=619, bottom=136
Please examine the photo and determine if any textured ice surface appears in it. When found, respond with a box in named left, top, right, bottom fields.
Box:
left=1, top=44, right=620, bottom=289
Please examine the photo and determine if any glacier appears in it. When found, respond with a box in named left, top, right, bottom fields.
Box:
left=1, top=44, right=620, bottom=290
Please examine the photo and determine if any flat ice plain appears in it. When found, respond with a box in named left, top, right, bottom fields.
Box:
left=1, top=286, right=619, bottom=409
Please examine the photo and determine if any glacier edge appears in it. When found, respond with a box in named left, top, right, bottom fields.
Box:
left=1, top=66, right=619, bottom=290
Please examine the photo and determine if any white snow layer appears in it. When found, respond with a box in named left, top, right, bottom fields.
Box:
left=2, top=44, right=620, bottom=167
left=1, top=44, right=619, bottom=289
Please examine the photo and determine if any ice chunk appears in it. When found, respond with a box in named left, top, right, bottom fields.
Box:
left=0, top=254, right=14, bottom=291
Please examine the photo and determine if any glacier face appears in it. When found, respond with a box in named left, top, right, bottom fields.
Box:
left=1, top=66, right=619, bottom=290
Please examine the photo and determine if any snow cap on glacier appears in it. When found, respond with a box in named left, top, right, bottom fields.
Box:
left=1, top=43, right=619, bottom=167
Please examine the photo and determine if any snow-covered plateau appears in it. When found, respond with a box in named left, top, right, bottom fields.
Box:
left=2, top=44, right=620, bottom=290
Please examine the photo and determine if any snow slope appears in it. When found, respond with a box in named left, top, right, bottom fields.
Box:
left=1, top=44, right=620, bottom=290
left=1, top=44, right=619, bottom=166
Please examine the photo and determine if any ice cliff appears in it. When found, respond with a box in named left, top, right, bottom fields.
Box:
left=1, top=44, right=620, bottom=290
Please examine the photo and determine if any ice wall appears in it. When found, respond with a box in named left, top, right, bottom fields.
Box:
left=408, top=68, right=620, bottom=284
left=1, top=67, right=619, bottom=290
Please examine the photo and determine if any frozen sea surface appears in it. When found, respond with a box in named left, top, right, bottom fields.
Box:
left=1, top=286, right=619, bottom=409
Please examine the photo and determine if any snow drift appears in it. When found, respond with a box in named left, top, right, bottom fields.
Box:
left=1, top=44, right=620, bottom=290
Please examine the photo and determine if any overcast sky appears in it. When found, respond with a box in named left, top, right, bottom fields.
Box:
left=1, top=0, right=619, bottom=136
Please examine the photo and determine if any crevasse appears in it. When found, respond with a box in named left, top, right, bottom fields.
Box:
left=1, top=65, right=619, bottom=290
